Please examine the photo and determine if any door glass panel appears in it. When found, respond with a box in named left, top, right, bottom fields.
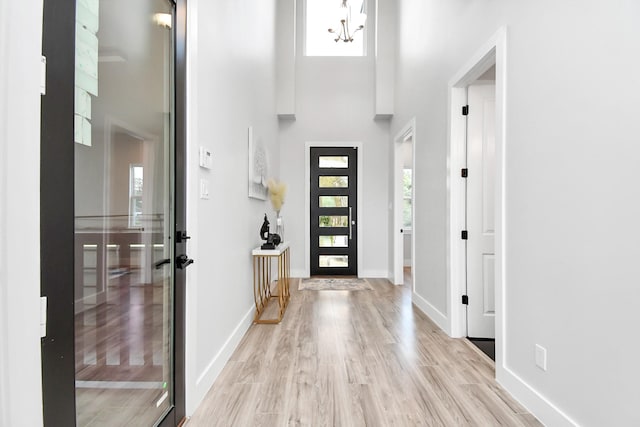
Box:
left=319, top=196, right=348, bottom=207
left=319, top=255, right=349, bottom=267
left=319, top=156, right=348, bottom=168
left=319, top=216, right=349, bottom=227
left=319, top=176, right=348, bottom=188
left=319, top=235, right=348, bottom=247
left=74, top=0, right=175, bottom=425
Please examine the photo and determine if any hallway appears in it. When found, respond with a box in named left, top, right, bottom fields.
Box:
left=187, top=279, right=541, bottom=426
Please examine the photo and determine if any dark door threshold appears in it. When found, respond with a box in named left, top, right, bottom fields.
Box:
left=468, top=337, right=495, bottom=361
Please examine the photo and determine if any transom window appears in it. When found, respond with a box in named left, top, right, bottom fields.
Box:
left=305, top=0, right=367, bottom=57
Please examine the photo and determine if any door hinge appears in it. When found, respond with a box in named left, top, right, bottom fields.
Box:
left=40, top=56, right=47, bottom=95
left=461, top=168, right=468, bottom=178
left=40, top=296, right=48, bottom=338
left=462, top=105, right=469, bottom=116
left=461, top=230, right=468, bottom=240
left=461, top=295, right=469, bottom=305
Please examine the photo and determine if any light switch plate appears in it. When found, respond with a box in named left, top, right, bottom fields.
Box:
left=200, top=179, right=210, bottom=199
left=199, top=146, right=213, bottom=169
left=535, top=344, right=547, bottom=371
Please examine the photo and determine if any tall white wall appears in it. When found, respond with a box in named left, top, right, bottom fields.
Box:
left=279, top=57, right=391, bottom=278
left=0, top=1, right=44, bottom=426
left=185, top=0, right=280, bottom=415
left=393, top=0, right=640, bottom=425
left=278, top=0, right=391, bottom=278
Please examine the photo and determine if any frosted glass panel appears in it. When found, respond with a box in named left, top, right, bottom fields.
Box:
left=319, top=176, right=348, bottom=188
left=319, top=216, right=348, bottom=227
left=319, top=196, right=348, bottom=207
left=319, top=156, right=348, bottom=168
left=319, top=235, right=348, bottom=247
left=319, top=255, right=349, bottom=267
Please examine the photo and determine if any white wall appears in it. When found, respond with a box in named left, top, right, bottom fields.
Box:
left=184, top=0, right=280, bottom=415
left=403, top=233, right=411, bottom=266
left=278, top=1, right=391, bottom=278
left=0, top=1, right=45, bottom=426
left=279, top=57, right=391, bottom=278
left=393, top=0, right=640, bottom=425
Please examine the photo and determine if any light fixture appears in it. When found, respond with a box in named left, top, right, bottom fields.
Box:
left=328, top=0, right=366, bottom=43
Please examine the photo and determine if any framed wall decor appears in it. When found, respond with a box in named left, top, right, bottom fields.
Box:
left=248, top=126, right=269, bottom=200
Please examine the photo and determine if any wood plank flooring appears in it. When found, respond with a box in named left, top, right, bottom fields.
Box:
left=187, top=278, right=541, bottom=426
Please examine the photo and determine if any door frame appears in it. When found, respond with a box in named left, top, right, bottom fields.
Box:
left=446, top=26, right=506, bottom=365
left=392, top=118, right=416, bottom=286
left=40, top=0, right=187, bottom=424
left=40, top=0, right=76, bottom=423
left=305, top=141, right=363, bottom=277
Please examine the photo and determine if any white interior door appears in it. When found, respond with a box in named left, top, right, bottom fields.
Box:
left=466, top=83, right=496, bottom=338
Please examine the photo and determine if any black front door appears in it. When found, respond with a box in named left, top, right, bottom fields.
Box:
left=40, top=0, right=187, bottom=425
left=310, top=147, right=358, bottom=276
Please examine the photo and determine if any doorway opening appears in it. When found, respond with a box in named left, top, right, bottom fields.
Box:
left=309, top=146, right=358, bottom=276
left=447, top=28, right=506, bottom=367
left=304, top=141, right=363, bottom=277
left=393, top=119, right=415, bottom=288
left=465, top=73, right=497, bottom=359
left=40, top=0, right=188, bottom=425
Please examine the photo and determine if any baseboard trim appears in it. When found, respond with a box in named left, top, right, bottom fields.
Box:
left=189, top=305, right=254, bottom=413
left=291, top=269, right=389, bottom=279
left=497, top=365, right=579, bottom=427
left=360, top=269, right=389, bottom=278
left=411, top=291, right=450, bottom=335
left=291, top=269, right=306, bottom=278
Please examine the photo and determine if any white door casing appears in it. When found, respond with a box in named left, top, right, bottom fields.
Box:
left=466, top=83, right=496, bottom=338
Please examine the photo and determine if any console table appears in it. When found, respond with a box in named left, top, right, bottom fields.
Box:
left=251, top=242, right=290, bottom=324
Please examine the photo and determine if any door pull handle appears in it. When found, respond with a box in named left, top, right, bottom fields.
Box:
left=155, top=258, right=171, bottom=269
left=349, top=207, right=353, bottom=240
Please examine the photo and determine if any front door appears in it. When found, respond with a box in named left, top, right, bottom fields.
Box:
left=310, top=147, right=358, bottom=276
left=466, top=83, right=496, bottom=339
left=40, top=0, right=187, bottom=425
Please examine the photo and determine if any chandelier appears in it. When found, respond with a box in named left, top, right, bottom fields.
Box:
left=328, top=0, right=367, bottom=43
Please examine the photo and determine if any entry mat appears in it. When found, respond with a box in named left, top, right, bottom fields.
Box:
left=298, top=277, right=373, bottom=291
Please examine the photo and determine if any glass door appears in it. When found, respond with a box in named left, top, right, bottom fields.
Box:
left=310, top=147, right=358, bottom=276
left=73, top=0, right=176, bottom=424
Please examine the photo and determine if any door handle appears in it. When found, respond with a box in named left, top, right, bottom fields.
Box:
left=155, top=258, right=171, bottom=269
left=176, top=254, right=194, bottom=269
left=349, top=207, right=353, bottom=240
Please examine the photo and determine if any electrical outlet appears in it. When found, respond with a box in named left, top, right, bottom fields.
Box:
left=535, top=344, right=547, bottom=371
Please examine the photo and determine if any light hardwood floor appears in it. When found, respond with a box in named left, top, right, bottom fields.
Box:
left=188, top=278, right=542, bottom=426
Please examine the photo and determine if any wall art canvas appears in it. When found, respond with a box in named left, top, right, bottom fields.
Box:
left=248, top=126, right=269, bottom=200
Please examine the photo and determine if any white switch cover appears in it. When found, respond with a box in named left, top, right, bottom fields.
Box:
left=200, top=179, right=210, bottom=199
left=535, top=344, right=547, bottom=371
left=199, top=147, right=213, bottom=169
